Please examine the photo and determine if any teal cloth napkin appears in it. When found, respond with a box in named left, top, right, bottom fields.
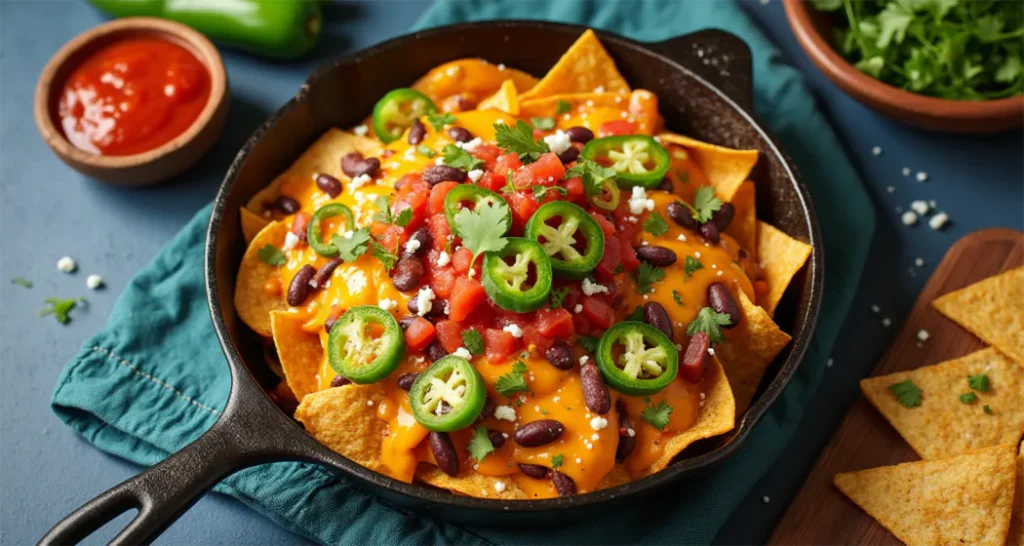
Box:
left=51, top=1, right=875, bottom=544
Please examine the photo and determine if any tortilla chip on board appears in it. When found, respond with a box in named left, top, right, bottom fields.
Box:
left=295, top=384, right=390, bottom=474
left=416, top=465, right=528, bottom=500
left=833, top=444, right=1017, bottom=546
left=756, top=221, right=812, bottom=318
left=518, top=29, right=630, bottom=101
left=860, top=347, right=1024, bottom=460
left=723, top=181, right=757, bottom=260
left=271, top=310, right=325, bottom=401
left=1009, top=440, right=1024, bottom=546
left=932, top=267, right=1024, bottom=366
left=234, top=221, right=290, bottom=337
left=656, top=133, right=759, bottom=202
left=477, top=79, right=520, bottom=116
left=716, top=290, right=792, bottom=414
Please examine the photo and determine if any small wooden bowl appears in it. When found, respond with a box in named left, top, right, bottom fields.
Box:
left=784, top=0, right=1023, bottom=133
left=34, top=17, right=229, bottom=185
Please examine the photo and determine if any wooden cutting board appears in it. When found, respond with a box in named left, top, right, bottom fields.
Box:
left=769, top=228, right=1024, bottom=545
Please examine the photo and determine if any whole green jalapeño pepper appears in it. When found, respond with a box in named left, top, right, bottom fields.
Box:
left=482, top=237, right=553, bottom=313
left=444, top=184, right=512, bottom=236
left=524, top=201, right=604, bottom=279
left=88, top=0, right=322, bottom=59
left=596, top=322, right=678, bottom=396
left=327, top=306, right=404, bottom=384
left=307, top=203, right=356, bottom=257
left=409, top=356, right=487, bottom=432
left=581, top=135, right=670, bottom=189
left=372, top=88, right=438, bottom=144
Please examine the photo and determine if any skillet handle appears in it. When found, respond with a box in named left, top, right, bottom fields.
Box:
left=38, top=423, right=242, bottom=546
left=651, top=29, right=754, bottom=112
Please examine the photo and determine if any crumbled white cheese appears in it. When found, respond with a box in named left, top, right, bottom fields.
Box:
left=910, top=200, right=930, bottom=215
left=494, top=405, right=516, bottom=421
left=57, top=256, right=76, bottom=273
left=929, top=212, right=949, bottom=230
left=367, top=400, right=374, bottom=406
left=282, top=231, right=301, bottom=252
left=573, top=304, right=583, bottom=313
left=762, top=496, right=771, bottom=504
left=593, top=85, right=605, bottom=93
left=581, top=278, right=609, bottom=296
left=917, top=329, right=930, bottom=342
left=579, top=355, right=589, bottom=365
left=914, top=257, right=925, bottom=267
left=457, top=138, right=483, bottom=153
left=404, top=238, right=421, bottom=255
left=676, top=234, right=687, bottom=241
left=349, top=174, right=372, bottom=190
left=435, top=157, right=446, bottom=166
left=453, top=347, right=473, bottom=359
left=415, top=286, right=435, bottom=316
left=353, top=124, right=369, bottom=136
left=902, top=167, right=911, bottom=176
left=543, top=130, right=572, bottom=155
left=871, top=146, right=882, bottom=156
left=882, top=317, right=892, bottom=327
left=436, top=251, right=451, bottom=267
left=467, top=169, right=484, bottom=183
left=886, top=186, right=895, bottom=193
left=86, top=274, right=103, bottom=289
left=871, top=304, right=880, bottom=313
left=345, top=270, right=368, bottom=293
left=628, top=186, right=655, bottom=215
left=503, top=324, right=524, bottom=338
left=494, top=481, right=506, bottom=493
left=901, top=211, right=918, bottom=225
left=915, top=171, right=928, bottom=182
left=494, top=118, right=505, bottom=125
left=496, top=63, right=506, bottom=71
left=589, top=416, right=608, bottom=430
left=708, top=347, right=716, bottom=356
left=379, top=298, right=397, bottom=312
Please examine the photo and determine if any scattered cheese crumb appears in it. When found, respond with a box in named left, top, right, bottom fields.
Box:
left=593, top=85, right=606, bottom=93
left=403, top=238, right=421, bottom=254
left=871, top=146, right=882, bottom=156
left=282, top=231, right=300, bottom=252
left=590, top=416, right=608, bottom=430
left=581, top=278, right=609, bottom=296
left=628, top=186, right=656, bottom=215
left=886, top=186, right=895, bottom=193
left=503, top=324, right=524, bottom=338
left=415, top=286, right=435, bottom=316
left=86, top=274, right=103, bottom=289
left=575, top=457, right=582, bottom=464
left=676, top=234, right=687, bottom=242
left=910, top=200, right=929, bottom=215
left=827, top=358, right=834, bottom=368
left=494, top=405, right=516, bottom=421
left=468, top=169, right=484, bottom=183
left=457, top=138, right=483, bottom=153
left=579, top=355, right=589, bottom=365
left=914, top=257, right=925, bottom=267
left=929, top=212, right=949, bottom=230
left=901, top=211, right=918, bottom=225
left=353, top=124, right=369, bottom=136
left=901, top=167, right=911, bottom=176
left=453, top=347, right=472, bottom=359
left=436, top=251, right=451, bottom=267
left=708, top=347, right=716, bottom=356
left=345, top=270, right=368, bottom=293
left=349, top=174, right=372, bottom=190
left=915, top=171, right=928, bottom=182
left=762, top=496, right=770, bottom=504
left=494, top=481, right=506, bottom=493
left=917, top=329, right=930, bottom=342
left=367, top=400, right=374, bottom=406
left=543, top=130, right=572, bottom=155
left=882, top=317, right=892, bottom=327
left=57, top=256, right=76, bottom=273
left=871, top=305, right=880, bottom=313
left=379, top=298, right=397, bottom=312
left=573, top=304, right=583, bottom=313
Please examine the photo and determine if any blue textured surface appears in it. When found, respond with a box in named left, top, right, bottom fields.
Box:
left=0, top=1, right=1020, bottom=545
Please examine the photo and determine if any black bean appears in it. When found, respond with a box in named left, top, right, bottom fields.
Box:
left=429, top=431, right=459, bottom=477
left=477, top=396, right=495, bottom=422
left=565, top=126, right=594, bottom=144
left=667, top=201, right=698, bottom=230
left=396, top=372, right=419, bottom=391
left=315, top=174, right=342, bottom=198
left=580, top=362, right=611, bottom=415
left=398, top=316, right=418, bottom=330
left=513, top=420, right=565, bottom=447
left=712, top=202, right=735, bottom=231
left=455, top=95, right=477, bottom=112
left=407, top=292, right=443, bottom=318
left=518, top=463, right=550, bottom=479
left=426, top=340, right=448, bottom=362
left=330, top=375, right=351, bottom=388
left=422, top=165, right=467, bottom=185
left=635, top=245, right=677, bottom=266
left=287, top=265, right=316, bottom=306
left=657, top=177, right=673, bottom=192
left=402, top=227, right=432, bottom=259
left=699, top=220, right=720, bottom=244
left=408, top=119, right=426, bottom=145
left=391, top=257, right=425, bottom=292
left=680, top=331, right=710, bottom=383
left=643, top=302, right=673, bottom=339
left=341, top=152, right=380, bottom=178
left=707, top=283, right=740, bottom=328
left=275, top=196, right=301, bottom=215
left=545, top=340, right=574, bottom=370
left=310, top=258, right=342, bottom=290
left=487, top=429, right=506, bottom=449
left=557, top=146, right=580, bottom=165
left=552, top=471, right=577, bottom=497
left=738, top=248, right=749, bottom=260
left=447, top=126, right=473, bottom=143
left=615, top=401, right=636, bottom=462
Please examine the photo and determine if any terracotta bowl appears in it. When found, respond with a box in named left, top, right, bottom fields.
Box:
left=34, top=17, right=229, bottom=185
left=784, top=0, right=1023, bottom=133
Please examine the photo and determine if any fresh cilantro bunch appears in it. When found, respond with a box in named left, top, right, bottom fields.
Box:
left=813, top=0, right=1023, bottom=100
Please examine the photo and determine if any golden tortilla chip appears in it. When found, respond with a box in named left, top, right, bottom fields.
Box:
left=416, top=465, right=528, bottom=500
left=834, top=444, right=1017, bottom=546
left=240, top=207, right=269, bottom=245
left=234, top=221, right=290, bottom=337
left=756, top=221, right=812, bottom=318
left=724, top=180, right=756, bottom=259
left=860, top=348, right=1024, bottom=460
left=1009, top=441, right=1024, bottom=546
left=519, top=91, right=658, bottom=135
left=716, top=290, right=792, bottom=414
left=295, top=384, right=389, bottom=474
left=596, top=464, right=632, bottom=490
left=518, top=29, right=630, bottom=101
left=933, top=267, right=1024, bottom=366
left=271, top=310, right=324, bottom=401
left=477, top=79, right=520, bottom=116
left=412, top=59, right=537, bottom=105
left=656, top=132, right=759, bottom=202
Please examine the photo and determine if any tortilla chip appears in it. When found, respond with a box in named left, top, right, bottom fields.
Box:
left=416, top=465, right=528, bottom=500
left=724, top=181, right=756, bottom=258
left=271, top=310, right=324, bottom=401
left=1009, top=442, right=1024, bottom=546
left=834, top=444, right=1017, bottom=546
left=656, top=133, right=759, bottom=202
left=716, top=290, right=793, bottom=414
left=596, top=464, right=632, bottom=490
left=518, top=29, right=630, bottom=101
left=519, top=91, right=658, bottom=135
left=234, top=221, right=289, bottom=337
left=412, top=59, right=537, bottom=101
left=240, top=207, right=270, bottom=245
left=933, top=267, right=1024, bottom=366
left=756, top=221, right=812, bottom=318
left=641, top=358, right=736, bottom=475
left=477, top=79, right=520, bottom=116
left=295, top=384, right=389, bottom=474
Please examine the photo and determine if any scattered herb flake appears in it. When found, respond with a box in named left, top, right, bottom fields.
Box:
left=567, top=158, right=617, bottom=197
left=369, top=240, right=398, bottom=272
left=554, top=100, right=571, bottom=116
left=551, top=454, right=565, bottom=469
left=643, top=212, right=669, bottom=236
left=984, top=404, right=994, bottom=414
left=684, top=256, right=704, bottom=280
left=416, top=144, right=436, bottom=158
left=686, top=307, right=732, bottom=344
left=549, top=287, right=569, bottom=309
left=467, top=425, right=495, bottom=462
left=532, top=185, right=568, bottom=201
left=624, top=305, right=644, bottom=322
left=578, top=335, right=600, bottom=353
left=494, top=119, right=549, bottom=163
left=11, top=277, right=32, bottom=288
left=462, top=329, right=485, bottom=356
left=691, top=186, right=722, bottom=223
left=888, top=380, right=922, bottom=408
left=530, top=116, right=556, bottom=131
left=442, top=143, right=484, bottom=171
left=331, top=228, right=371, bottom=262
left=959, top=392, right=978, bottom=404
left=633, top=262, right=665, bottom=294
left=671, top=290, right=683, bottom=306
left=427, top=111, right=457, bottom=131
left=641, top=401, right=673, bottom=430
left=257, top=244, right=287, bottom=266
left=495, top=361, right=529, bottom=397
left=38, top=297, right=84, bottom=324
left=967, top=373, right=990, bottom=392
left=452, top=198, right=510, bottom=264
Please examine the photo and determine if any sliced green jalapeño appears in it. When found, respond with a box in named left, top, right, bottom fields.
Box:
left=409, top=356, right=487, bottom=432
left=372, top=88, right=437, bottom=144
left=444, top=184, right=512, bottom=238
left=581, top=135, right=670, bottom=189
left=327, top=306, right=404, bottom=384
left=524, top=201, right=604, bottom=279
left=596, top=322, right=678, bottom=396
left=482, top=237, right=553, bottom=313
left=307, top=203, right=356, bottom=257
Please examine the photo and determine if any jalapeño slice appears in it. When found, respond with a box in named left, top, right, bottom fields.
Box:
left=581, top=135, right=670, bottom=189
left=482, top=237, right=553, bottom=313
left=588, top=177, right=621, bottom=211
left=596, top=322, right=678, bottom=396
left=372, top=88, right=438, bottom=144
left=307, top=203, right=356, bottom=257
left=409, top=356, right=487, bottom=432
left=524, top=201, right=604, bottom=279
left=444, top=184, right=512, bottom=237
left=327, top=306, right=404, bottom=384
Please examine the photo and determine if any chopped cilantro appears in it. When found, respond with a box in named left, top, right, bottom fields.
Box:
left=257, top=244, right=287, bottom=266
left=554, top=100, right=571, bottom=116
left=888, top=380, right=922, bottom=408
left=39, top=297, right=84, bottom=324
left=549, top=286, right=569, bottom=309
left=501, top=171, right=516, bottom=194
left=452, top=198, right=510, bottom=264
left=566, top=158, right=617, bottom=197
left=530, top=116, right=556, bottom=131
left=550, top=454, right=565, bottom=469
left=372, top=195, right=413, bottom=227
left=416, top=144, right=436, bottom=158
left=427, top=111, right=456, bottom=131
left=643, top=212, right=669, bottom=236
left=633, top=262, right=665, bottom=294
left=984, top=404, right=994, bottom=414
left=967, top=373, right=990, bottom=392
left=578, top=335, right=600, bottom=353
left=369, top=240, right=398, bottom=272
left=691, top=186, right=722, bottom=223
left=467, top=426, right=495, bottom=462
left=672, top=290, right=683, bottom=306
left=684, top=256, right=704, bottom=280
left=442, top=143, right=484, bottom=171
left=331, top=228, right=371, bottom=262
left=686, top=307, right=732, bottom=344
left=641, top=401, right=673, bottom=430
left=532, top=185, right=568, bottom=200
left=959, top=392, right=978, bottom=404
left=11, top=277, right=32, bottom=288
left=624, top=305, right=644, bottom=322
left=494, top=119, right=549, bottom=163
left=495, top=360, right=529, bottom=396
left=462, top=329, right=484, bottom=356
left=675, top=170, right=690, bottom=184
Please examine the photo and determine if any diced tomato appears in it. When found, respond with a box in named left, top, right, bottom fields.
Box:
left=434, top=320, right=464, bottom=354
left=429, top=181, right=458, bottom=215
left=562, top=177, right=585, bottom=204
left=511, top=166, right=535, bottom=190
left=426, top=250, right=457, bottom=298
left=427, top=213, right=451, bottom=251
left=560, top=282, right=584, bottom=310
left=461, top=304, right=496, bottom=331
left=377, top=224, right=403, bottom=253
left=494, top=153, right=522, bottom=177
left=533, top=307, right=574, bottom=340
left=595, top=235, right=620, bottom=280
left=471, top=143, right=502, bottom=170
left=521, top=324, right=554, bottom=353
left=490, top=304, right=525, bottom=329
left=403, top=316, right=436, bottom=352
left=478, top=172, right=506, bottom=192
left=589, top=211, right=616, bottom=237
left=449, top=277, right=487, bottom=322
left=395, top=173, right=430, bottom=194
left=616, top=230, right=640, bottom=271
left=451, top=247, right=474, bottom=274
left=581, top=297, right=615, bottom=329
left=527, top=153, right=566, bottom=185
left=484, top=328, right=519, bottom=363
left=598, top=120, right=638, bottom=137
left=290, top=212, right=309, bottom=236
left=507, top=191, right=540, bottom=235
left=394, top=186, right=429, bottom=230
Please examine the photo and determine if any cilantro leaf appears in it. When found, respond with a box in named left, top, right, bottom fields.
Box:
left=530, top=116, right=555, bottom=131
left=554, top=100, right=571, bottom=116
left=633, top=262, right=665, bottom=294
left=501, top=171, right=516, bottom=194
left=578, top=335, right=599, bottom=353
left=442, top=143, right=484, bottom=171
left=257, top=244, right=287, bottom=266
left=532, top=185, right=568, bottom=201
left=959, top=392, right=978, bottom=404
left=462, top=329, right=484, bottom=356
left=686, top=307, right=732, bottom=344
left=984, top=404, right=994, bottom=415
left=643, top=212, right=669, bottom=236
left=452, top=198, right=510, bottom=263
left=370, top=240, right=398, bottom=272
left=684, top=256, right=704, bottom=280
left=624, top=305, right=644, bottom=322
left=495, top=360, right=529, bottom=396
left=672, top=290, right=683, bottom=306
left=494, top=119, right=549, bottom=163
left=549, top=286, right=569, bottom=309
left=567, top=158, right=617, bottom=197
left=467, top=425, right=495, bottom=462
left=675, top=170, right=690, bottom=184
left=11, top=277, right=32, bottom=288
left=641, top=401, right=673, bottom=430
left=331, top=228, right=371, bottom=262
left=888, top=380, right=922, bottom=408
left=38, top=297, right=84, bottom=324
left=372, top=196, right=413, bottom=228
left=691, top=186, right=722, bottom=223
left=967, top=373, right=990, bottom=392
left=551, top=454, right=565, bottom=469
left=416, top=144, right=436, bottom=158
left=427, top=112, right=456, bottom=131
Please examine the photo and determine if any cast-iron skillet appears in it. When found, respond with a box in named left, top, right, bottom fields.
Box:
left=41, top=21, right=822, bottom=545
